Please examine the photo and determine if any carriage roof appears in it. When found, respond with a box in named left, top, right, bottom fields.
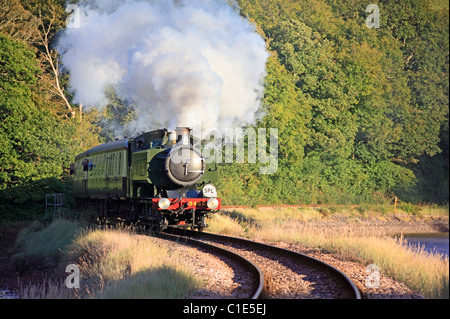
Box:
left=75, top=138, right=129, bottom=160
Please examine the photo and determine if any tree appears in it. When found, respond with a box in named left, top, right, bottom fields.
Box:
left=0, top=34, right=77, bottom=189
left=0, top=0, right=39, bottom=44
left=233, top=0, right=448, bottom=204
left=20, top=0, right=78, bottom=120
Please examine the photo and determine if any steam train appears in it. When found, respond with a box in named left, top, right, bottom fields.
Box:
left=71, top=127, right=220, bottom=231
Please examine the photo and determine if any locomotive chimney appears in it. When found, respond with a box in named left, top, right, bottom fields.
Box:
left=168, top=131, right=177, bottom=145
left=176, top=127, right=191, bottom=145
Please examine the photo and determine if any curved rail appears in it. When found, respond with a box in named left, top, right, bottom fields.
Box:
left=175, top=229, right=362, bottom=299
left=157, top=231, right=264, bottom=299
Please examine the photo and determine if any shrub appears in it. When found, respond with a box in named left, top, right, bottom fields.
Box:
left=12, top=218, right=82, bottom=272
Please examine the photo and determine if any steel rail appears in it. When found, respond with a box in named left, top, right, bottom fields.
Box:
left=157, top=230, right=264, bottom=299
left=176, top=229, right=362, bottom=299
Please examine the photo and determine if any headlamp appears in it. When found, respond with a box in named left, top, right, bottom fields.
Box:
left=158, top=198, right=171, bottom=209
left=207, top=198, right=219, bottom=210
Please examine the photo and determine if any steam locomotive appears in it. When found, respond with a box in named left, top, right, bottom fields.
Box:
left=71, top=127, right=220, bottom=231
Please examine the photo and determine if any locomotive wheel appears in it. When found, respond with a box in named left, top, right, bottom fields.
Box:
left=197, top=225, right=205, bottom=232
left=194, top=215, right=207, bottom=232
left=150, top=216, right=168, bottom=232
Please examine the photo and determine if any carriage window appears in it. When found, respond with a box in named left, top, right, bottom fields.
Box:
left=92, top=158, right=96, bottom=176
left=82, top=159, right=89, bottom=172
left=111, top=153, right=116, bottom=176
left=118, top=152, right=122, bottom=175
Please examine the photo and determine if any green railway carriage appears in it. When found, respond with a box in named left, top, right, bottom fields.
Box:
left=72, top=128, right=220, bottom=230
left=73, top=138, right=129, bottom=199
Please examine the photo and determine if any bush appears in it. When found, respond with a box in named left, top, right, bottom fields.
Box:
left=398, top=202, right=422, bottom=215
left=12, top=218, right=82, bottom=272
left=0, top=177, right=75, bottom=222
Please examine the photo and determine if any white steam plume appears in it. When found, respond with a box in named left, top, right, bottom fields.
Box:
left=58, top=0, right=269, bottom=138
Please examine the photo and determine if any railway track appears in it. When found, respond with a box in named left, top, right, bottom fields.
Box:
left=162, top=229, right=361, bottom=299
left=157, top=230, right=264, bottom=299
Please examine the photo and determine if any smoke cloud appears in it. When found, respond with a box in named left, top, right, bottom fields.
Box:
left=58, top=0, right=269, bottom=138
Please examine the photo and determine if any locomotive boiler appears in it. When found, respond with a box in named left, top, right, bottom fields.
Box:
left=71, top=127, right=220, bottom=231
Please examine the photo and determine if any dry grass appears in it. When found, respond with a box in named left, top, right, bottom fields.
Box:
left=20, top=280, right=78, bottom=299
left=12, top=218, right=83, bottom=271
left=18, top=225, right=203, bottom=299
left=15, top=205, right=448, bottom=299
left=61, top=228, right=203, bottom=298
left=207, top=206, right=449, bottom=298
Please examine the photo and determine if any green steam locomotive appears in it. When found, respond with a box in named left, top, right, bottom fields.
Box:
left=71, top=127, right=220, bottom=230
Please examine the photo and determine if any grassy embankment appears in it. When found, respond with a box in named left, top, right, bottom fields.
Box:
left=13, top=219, right=202, bottom=298
left=207, top=204, right=449, bottom=299
left=10, top=204, right=448, bottom=299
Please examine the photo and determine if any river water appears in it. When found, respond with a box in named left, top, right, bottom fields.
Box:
left=402, top=233, right=449, bottom=259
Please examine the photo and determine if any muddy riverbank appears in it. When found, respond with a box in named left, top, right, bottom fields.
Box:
left=292, top=214, right=448, bottom=235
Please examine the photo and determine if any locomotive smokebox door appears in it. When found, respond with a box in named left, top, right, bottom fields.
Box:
left=165, top=146, right=205, bottom=186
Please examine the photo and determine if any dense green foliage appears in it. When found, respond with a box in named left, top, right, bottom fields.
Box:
left=0, top=35, right=73, bottom=187
left=0, top=0, right=100, bottom=221
left=218, top=0, right=448, bottom=205
left=0, top=0, right=448, bottom=221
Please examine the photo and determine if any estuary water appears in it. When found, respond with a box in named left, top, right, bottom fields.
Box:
left=402, top=233, right=449, bottom=259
